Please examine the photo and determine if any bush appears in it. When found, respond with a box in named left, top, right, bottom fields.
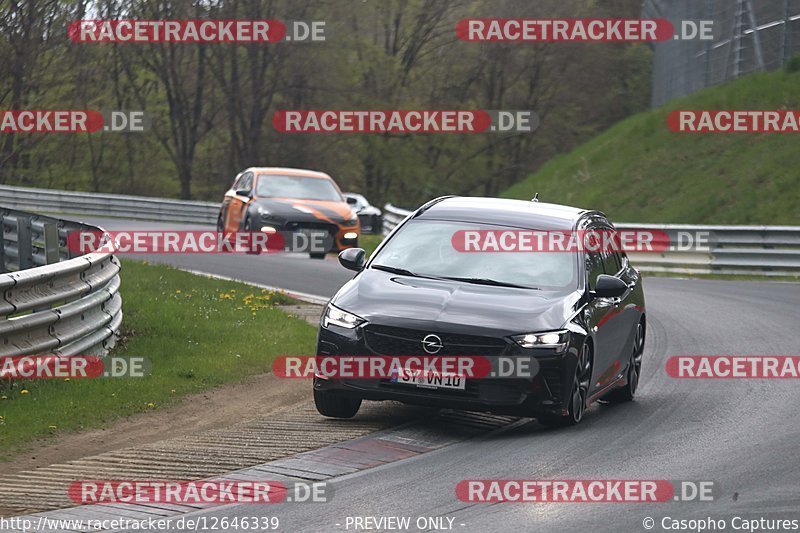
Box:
left=785, top=55, right=800, bottom=72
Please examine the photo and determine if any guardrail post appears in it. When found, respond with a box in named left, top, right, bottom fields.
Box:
left=0, top=215, right=5, bottom=274
left=17, top=217, right=33, bottom=270
left=43, top=223, right=60, bottom=264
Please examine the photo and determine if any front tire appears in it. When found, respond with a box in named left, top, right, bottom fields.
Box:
left=243, top=216, right=262, bottom=255
left=309, top=251, right=326, bottom=260
left=601, top=320, right=644, bottom=403
left=314, top=389, right=362, bottom=418
left=538, top=343, right=592, bottom=427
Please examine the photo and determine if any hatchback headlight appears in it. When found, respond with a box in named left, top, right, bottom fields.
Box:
left=323, top=304, right=364, bottom=329
left=342, top=213, right=359, bottom=227
left=511, top=330, right=569, bottom=351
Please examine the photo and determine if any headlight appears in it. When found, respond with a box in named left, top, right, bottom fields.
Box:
left=511, top=330, right=569, bottom=351
left=342, top=212, right=359, bottom=227
left=323, top=304, right=364, bottom=329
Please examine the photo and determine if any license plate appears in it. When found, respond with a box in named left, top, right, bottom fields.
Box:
left=299, top=229, right=332, bottom=253
left=301, top=229, right=328, bottom=241
left=391, top=368, right=466, bottom=391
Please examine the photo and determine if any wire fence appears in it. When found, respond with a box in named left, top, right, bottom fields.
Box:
left=643, top=0, right=800, bottom=106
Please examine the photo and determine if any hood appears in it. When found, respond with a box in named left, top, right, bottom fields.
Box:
left=332, top=269, right=582, bottom=337
left=251, top=197, right=354, bottom=223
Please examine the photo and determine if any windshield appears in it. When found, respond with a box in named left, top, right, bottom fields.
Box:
left=256, top=174, right=343, bottom=201
left=370, top=220, right=577, bottom=290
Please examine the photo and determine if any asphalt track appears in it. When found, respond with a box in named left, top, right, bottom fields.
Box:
left=81, top=217, right=800, bottom=532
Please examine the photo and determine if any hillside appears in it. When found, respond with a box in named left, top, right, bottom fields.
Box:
left=502, top=69, right=800, bottom=224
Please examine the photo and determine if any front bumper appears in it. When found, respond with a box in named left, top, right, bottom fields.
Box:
left=260, top=217, right=360, bottom=252
left=315, top=321, right=577, bottom=417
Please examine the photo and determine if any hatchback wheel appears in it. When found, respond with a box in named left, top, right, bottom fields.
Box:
left=314, top=389, right=362, bottom=418
left=538, top=343, right=592, bottom=427
left=601, top=321, right=644, bottom=403
left=243, top=216, right=262, bottom=255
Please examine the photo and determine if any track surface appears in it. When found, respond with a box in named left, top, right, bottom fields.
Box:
left=84, top=217, right=800, bottom=532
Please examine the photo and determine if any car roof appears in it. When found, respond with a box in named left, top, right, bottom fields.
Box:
left=416, top=196, right=598, bottom=230
left=247, top=167, right=333, bottom=180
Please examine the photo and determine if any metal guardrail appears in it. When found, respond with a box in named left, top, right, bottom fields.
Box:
left=0, top=184, right=219, bottom=224
left=0, top=208, right=122, bottom=359
left=383, top=203, right=800, bottom=277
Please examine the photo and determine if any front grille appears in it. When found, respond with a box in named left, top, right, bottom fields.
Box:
left=285, top=221, right=338, bottom=236
left=363, top=324, right=508, bottom=357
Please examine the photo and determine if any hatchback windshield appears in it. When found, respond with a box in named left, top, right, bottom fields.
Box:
left=370, top=220, right=577, bottom=290
left=256, top=174, right=343, bottom=201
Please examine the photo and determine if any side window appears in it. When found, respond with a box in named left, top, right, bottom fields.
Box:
left=240, top=172, right=254, bottom=193
left=602, top=249, right=620, bottom=275
left=231, top=173, right=244, bottom=191
left=586, top=251, right=605, bottom=290
left=616, top=250, right=627, bottom=270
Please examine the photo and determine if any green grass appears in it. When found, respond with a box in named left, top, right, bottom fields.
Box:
left=359, top=234, right=385, bottom=258
left=0, top=260, right=317, bottom=461
left=502, top=69, right=800, bottom=224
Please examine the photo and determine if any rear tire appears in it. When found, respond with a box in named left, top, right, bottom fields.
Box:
left=537, top=343, right=592, bottom=427
left=601, top=320, right=644, bottom=404
left=309, top=251, right=327, bottom=260
left=314, top=389, right=362, bottom=418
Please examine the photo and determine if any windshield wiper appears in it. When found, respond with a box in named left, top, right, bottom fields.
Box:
left=371, top=264, right=421, bottom=277
left=441, top=276, right=539, bottom=289
left=370, top=267, right=537, bottom=288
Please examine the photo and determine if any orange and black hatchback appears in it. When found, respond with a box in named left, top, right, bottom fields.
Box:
left=218, top=167, right=360, bottom=259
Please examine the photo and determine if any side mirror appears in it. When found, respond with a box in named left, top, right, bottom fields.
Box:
left=235, top=189, right=252, bottom=198
left=593, top=275, right=628, bottom=298
left=339, top=248, right=366, bottom=272
left=346, top=197, right=358, bottom=206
